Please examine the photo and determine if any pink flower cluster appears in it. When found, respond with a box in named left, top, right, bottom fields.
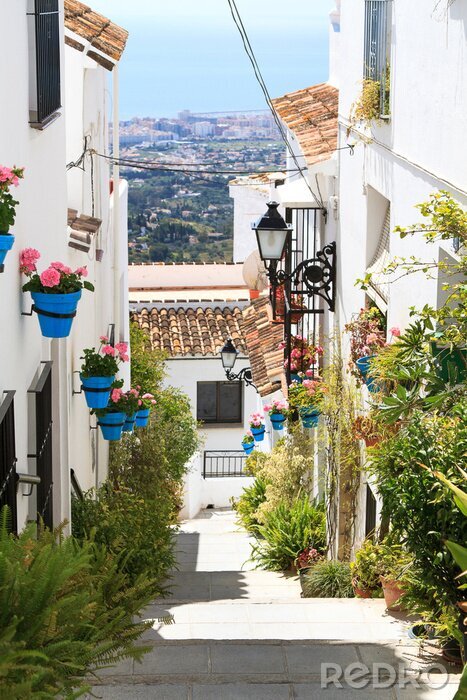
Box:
left=302, top=379, right=328, bottom=398
left=0, top=165, right=23, bottom=189
left=282, top=335, right=324, bottom=373
left=111, top=388, right=123, bottom=403
left=19, top=247, right=41, bottom=274
left=100, top=340, right=129, bottom=363
left=249, top=411, right=264, bottom=428
left=263, top=398, right=288, bottom=415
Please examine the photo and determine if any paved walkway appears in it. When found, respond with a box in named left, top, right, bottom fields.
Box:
left=87, top=510, right=461, bottom=699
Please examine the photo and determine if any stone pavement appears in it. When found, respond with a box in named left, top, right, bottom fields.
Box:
left=86, top=509, right=462, bottom=699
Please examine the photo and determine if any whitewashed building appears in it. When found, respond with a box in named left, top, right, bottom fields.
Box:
left=0, top=0, right=129, bottom=534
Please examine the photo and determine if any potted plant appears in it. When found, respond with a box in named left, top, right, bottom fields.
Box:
left=20, top=250, right=94, bottom=338
left=249, top=412, right=265, bottom=442
left=295, top=546, right=324, bottom=593
left=281, top=336, right=324, bottom=382
left=274, top=286, right=307, bottom=325
left=79, top=338, right=129, bottom=409
left=0, top=165, right=24, bottom=267
left=93, top=386, right=127, bottom=441
left=135, top=390, right=156, bottom=428
left=377, top=542, right=412, bottom=611
left=241, top=431, right=255, bottom=455
left=352, top=414, right=381, bottom=448
left=350, top=539, right=383, bottom=598
left=344, top=307, right=386, bottom=391
left=263, top=398, right=289, bottom=431
left=119, top=389, right=141, bottom=433
left=288, top=379, right=327, bottom=428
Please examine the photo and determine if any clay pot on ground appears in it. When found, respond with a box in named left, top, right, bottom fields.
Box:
left=352, top=578, right=375, bottom=599
left=380, top=575, right=405, bottom=611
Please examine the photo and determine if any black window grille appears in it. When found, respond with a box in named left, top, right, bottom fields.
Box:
left=28, top=362, right=53, bottom=529
left=0, top=391, right=18, bottom=534
left=363, top=0, right=392, bottom=117
left=365, top=484, right=377, bottom=537
left=197, top=381, right=243, bottom=424
left=203, top=451, right=247, bottom=478
left=28, top=0, right=61, bottom=127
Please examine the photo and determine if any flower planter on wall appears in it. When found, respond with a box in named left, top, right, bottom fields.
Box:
left=299, top=406, right=320, bottom=429
left=80, top=375, right=115, bottom=409
left=97, top=411, right=126, bottom=441
left=122, top=412, right=136, bottom=433
left=356, top=354, right=379, bottom=392
left=30, top=290, right=82, bottom=338
left=0, top=232, right=14, bottom=267
left=251, top=426, right=265, bottom=442
left=135, top=408, right=151, bottom=428
left=242, top=442, right=254, bottom=455
left=270, top=413, right=286, bottom=431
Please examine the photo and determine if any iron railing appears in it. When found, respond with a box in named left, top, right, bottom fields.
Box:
left=363, top=0, right=392, bottom=117
left=203, top=451, right=248, bottom=478
left=28, top=0, right=61, bottom=126
left=0, top=391, right=18, bottom=533
left=28, top=362, right=53, bottom=528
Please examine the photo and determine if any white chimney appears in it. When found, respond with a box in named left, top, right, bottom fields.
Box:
left=328, top=1, right=341, bottom=88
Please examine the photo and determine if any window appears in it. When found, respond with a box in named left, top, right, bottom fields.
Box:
left=363, top=0, right=392, bottom=117
left=28, top=0, right=61, bottom=128
left=0, top=391, right=18, bottom=534
left=197, top=381, right=243, bottom=424
left=365, top=484, right=377, bottom=537
left=28, top=362, right=53, bottom=529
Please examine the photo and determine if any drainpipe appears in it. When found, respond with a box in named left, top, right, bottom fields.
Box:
left=112, top=64, right=121, bottom=342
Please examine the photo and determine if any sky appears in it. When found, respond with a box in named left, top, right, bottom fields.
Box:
left=91, top=0, right=334, bottom=119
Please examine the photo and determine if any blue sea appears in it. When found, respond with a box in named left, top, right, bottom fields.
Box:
left=114, top=14, right=330, bottom=119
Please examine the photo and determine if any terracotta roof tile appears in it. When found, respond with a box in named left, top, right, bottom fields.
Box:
left=240, top=297, right=285, bottom=397
left=271, top=83, right=339, bottom=167
left=64, top=0, right=128, bottom=63
left=132, top=305, right=247, bottom=358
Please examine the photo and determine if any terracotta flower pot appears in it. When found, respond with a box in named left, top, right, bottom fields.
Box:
left=352, top=578, right=374, bottom=599
left=380, top=575, right=405, bottom=611
left=364, top=436, right=379, bottom=448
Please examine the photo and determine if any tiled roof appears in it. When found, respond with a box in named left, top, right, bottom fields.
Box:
left=229, top=171, right=286, bottom=188
left=64, top=0, right=128, bottom=63
left=132, top=306, right=246, bottom=357
left=271, top=83, right=339, bottom=167
left=67, top=208, right=101, bottom=252
left=241, top=297, right=284, bottom=397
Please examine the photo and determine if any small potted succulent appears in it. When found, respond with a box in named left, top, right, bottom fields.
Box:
left=135, top=390, right=156, bottom=428
left=263, top=398, right=289, bottom=431
left=344, top=307, right=386, bottom=391
left=0, top=165, right=24, bottom=268
left=20, top=249, right=94, bottom=338
left=249, top=411, right=265, bottom=442
left=241, top=431, right=255, bottom=455
left=79, top=338, right=129, bottom=409
left=288, top=379, right=327, bottom=428
left=350, top=539, right=383, bottom=598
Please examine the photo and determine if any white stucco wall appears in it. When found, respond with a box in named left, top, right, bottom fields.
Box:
left=229, top=184, right=270, bottom=263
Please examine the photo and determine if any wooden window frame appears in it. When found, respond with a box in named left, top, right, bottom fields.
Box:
left=197, top=381, right=243, bottom=424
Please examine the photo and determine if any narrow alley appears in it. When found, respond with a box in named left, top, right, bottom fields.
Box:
left=86, top=510, right=460, bottom=699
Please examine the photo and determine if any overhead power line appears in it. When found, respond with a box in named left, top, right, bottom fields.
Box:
left=226, top=0, right=324, bottom=209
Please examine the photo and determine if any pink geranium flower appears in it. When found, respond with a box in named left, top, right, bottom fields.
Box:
left=115, top=342, right=128, bottom=354
left=40, top=267, right=61, bottom=288
left=75, top=266, right=88, bottom=277
left=102, top=345, right=116, bottom=356
left=390, top=327, right=401, bottom=337
left=142, top=393, right=154, bottom=399
left=19, top=248, right=41, bottom=273
left=99, top=335, right=109, bottom=343
left=111, top=388, right=123, bottom=402
left=120, top=353, right=129, bottom=362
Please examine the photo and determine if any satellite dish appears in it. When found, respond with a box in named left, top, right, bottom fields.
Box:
left=242, top=250, right=268, bottom=292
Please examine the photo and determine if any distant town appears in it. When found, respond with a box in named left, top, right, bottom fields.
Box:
left=121, top=111, right=285, bottom=264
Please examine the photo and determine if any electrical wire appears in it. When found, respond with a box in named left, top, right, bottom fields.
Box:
left=226, top=0, right=324, bottom=209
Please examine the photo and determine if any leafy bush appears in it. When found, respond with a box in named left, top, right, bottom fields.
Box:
left=302, top=560, right=354, bottom=598
left=231, top=477, right=267, bottom=535
left=350, top=539, right=383, bottom=592
left=0, top=509, right=153, bottom=699
left=251, top=496, right=326, bottom=571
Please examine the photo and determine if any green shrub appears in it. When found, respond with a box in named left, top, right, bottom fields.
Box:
left=231, top=477, right=267, bottom=535
left=251, top=496, right=326, bottom=571
left=0, top=509, right=153, bottom=698
left=302, top=560, right=354, bottom=598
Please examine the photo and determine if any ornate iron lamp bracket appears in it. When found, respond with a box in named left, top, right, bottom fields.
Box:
left=267, top=241, right=336, bottom=312
left=225, top=367, right=257, bottom=390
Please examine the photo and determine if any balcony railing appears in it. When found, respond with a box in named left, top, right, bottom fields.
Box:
left=363, top=0, right=392, bottom=118
left=203, top=451, right=248, bottom=478
left=0, top=391, right=18, bottom=533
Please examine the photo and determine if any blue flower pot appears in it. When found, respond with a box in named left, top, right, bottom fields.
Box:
left=356, top=355, right=379, bottom=392
left=290, top=373, right=302, bottom=384
left=0, top=233, right=14, bottom=266
left=122, top=412, right=136, bottom=433
left=135, top=408, right=151, bottom=428
left=250, top=425, right=265, bottom=442
left=80, top=374, right=115, bottom=409
left=97, top=411, right=126, bottom=441
left=299, top=407, right=320, bottom=428
left=242, top=442, right=254, bottom=455
left=31, top=290, right=82, bottom=338
left=270, top=413, right=286, bottom=431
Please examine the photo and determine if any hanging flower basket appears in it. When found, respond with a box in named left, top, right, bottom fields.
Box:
left=299, top=406, right=320, bottom=428
left=122, top=412, right=136, bottom=433
left=270, top=413, right=286, bottom=431
left=135, top=408, right=151, bottom=428
left=21, top=250, right=94, bottom=338
left=249, top=411, right=266, bottom=442
left=81, top=374, right=115, bottom=410
left=0, top=233, right=14, bottom=266
left=79, top=338, right=129, bottom=409
left=0, top=165, right=24, bottom=269
left=97, top=411, right=126, bottom=441
left=274, top=286, right=306, bottom=324
left=250, top=425, right=265, bottom=442
left=242, top=441, right=254, bottom=455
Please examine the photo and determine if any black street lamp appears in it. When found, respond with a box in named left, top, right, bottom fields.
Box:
left=220, top=339, right=256, bottom=389
left=252, top=201, right=336, bottom=312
